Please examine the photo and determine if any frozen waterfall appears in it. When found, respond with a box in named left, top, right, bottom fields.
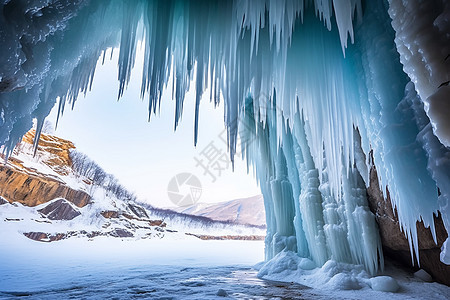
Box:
left=0, top=0, right=449, bottom=274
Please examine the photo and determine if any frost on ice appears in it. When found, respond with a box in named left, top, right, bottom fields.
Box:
left=0, top=0, right=449, bottom=273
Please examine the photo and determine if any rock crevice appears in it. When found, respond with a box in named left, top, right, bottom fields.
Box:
left=367, top=165, right=450, bottom=285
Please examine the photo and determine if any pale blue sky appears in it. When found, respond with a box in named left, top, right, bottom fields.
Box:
left=48, top=46, right=260, bottom=207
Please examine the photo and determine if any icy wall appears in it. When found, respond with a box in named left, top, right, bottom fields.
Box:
left=0, top=0, right=449, bottom=274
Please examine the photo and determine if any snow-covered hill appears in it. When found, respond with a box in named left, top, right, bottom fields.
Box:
left=0, top=130, right=265, bottom=242
left=171, top=195, right=266, bottom=227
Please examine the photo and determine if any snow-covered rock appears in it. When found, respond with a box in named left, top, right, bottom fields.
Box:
left=37, top=199, right=81, bottom=220
left=370, top=276, right=399, bottom=293
left=414, top=269, right=433, bottom=282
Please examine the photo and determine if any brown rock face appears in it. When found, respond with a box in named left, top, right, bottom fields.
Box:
left=23, top=229, right=137, bottom=242
left=101, top=210, right=120, bottom=219
left=185, top=233, right=265, bottom=241
left=38, top=199, right=81, bottom=220
left=367, top=165, right=450, bottom=286
left=148, top=220, right=166, bottom=227
left=0, top=164, right=90, bottom=207
left=23, top=232, right=67, bottom=242
left=0, top=129, right=91, bottom=208
left=21, top=130, right=75, bottom=176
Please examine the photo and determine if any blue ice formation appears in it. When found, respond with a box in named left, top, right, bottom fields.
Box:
left=0, top=0, right=449, bottom=273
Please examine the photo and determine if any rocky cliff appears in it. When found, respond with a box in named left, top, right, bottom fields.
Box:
left=0, top=130, right=90, bottom=207
left=367, top=166, right=450, bottom=285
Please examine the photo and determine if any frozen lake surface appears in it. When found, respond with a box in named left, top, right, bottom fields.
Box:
left=0, top=265, right=315, bottom=299
left=0, top=236, right=449, bottom=299
left=0, top=238, right=316, bottom=299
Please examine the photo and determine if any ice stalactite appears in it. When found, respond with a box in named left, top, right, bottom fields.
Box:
left=292, top=115, right=329, bottom=267
left=387, top=0, right=450, bottom=262
left=0, top=0, right=122, bottom=156
left=240, top=92, right=383, bottom=274
left=0, top=0, right=449, bottom=274
left=407, top=81, right=450, bottom=265
left=352, top=0, right=443, bottom=266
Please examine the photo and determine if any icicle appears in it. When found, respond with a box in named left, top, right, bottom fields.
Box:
left=32, top=117, right=45, bottom=157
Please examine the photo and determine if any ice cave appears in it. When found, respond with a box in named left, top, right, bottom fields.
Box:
left=0, top=0, right=449, bottom=292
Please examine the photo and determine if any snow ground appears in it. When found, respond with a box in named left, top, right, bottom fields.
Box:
left=256, top=250, right=450, bottom=300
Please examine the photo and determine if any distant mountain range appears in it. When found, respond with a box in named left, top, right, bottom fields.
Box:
left=170, top=195, right=266, bottom=227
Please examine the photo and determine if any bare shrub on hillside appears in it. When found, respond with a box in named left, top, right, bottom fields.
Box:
left=69, top=149, right=136, bottom=201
